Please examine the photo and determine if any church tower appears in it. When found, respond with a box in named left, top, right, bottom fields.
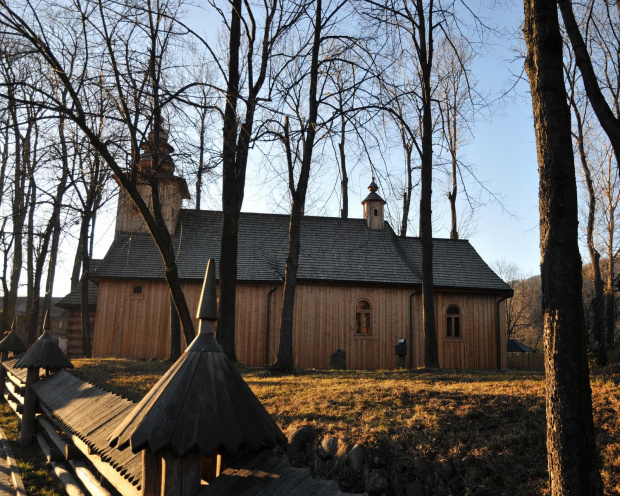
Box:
left=115, top=120, right=190, bottom=235
left=361, top=178, right=386, bottom=230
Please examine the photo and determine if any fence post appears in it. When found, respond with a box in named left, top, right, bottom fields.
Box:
left=109, top=259, right=286, bottom=493
left=14, top=316, right=73, bottom=447
left=21, top=367, right=40, bottom=447
left=0, top=328, right=27, bottom=395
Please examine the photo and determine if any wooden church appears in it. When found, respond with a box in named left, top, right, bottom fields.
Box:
left=78, top=127, right=513, bottom=370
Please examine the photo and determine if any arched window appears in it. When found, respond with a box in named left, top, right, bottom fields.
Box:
left=446, top=305, right=461, bottom=338
left=355, top=299, right=372, bottom=335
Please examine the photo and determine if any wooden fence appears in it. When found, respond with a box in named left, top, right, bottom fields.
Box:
left=507, top=352, right=544, bottom=371
left=1, top=358, right=360, bottom=496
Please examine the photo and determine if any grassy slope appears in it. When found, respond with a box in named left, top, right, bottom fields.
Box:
left=68, top=359, right=619, bottom=496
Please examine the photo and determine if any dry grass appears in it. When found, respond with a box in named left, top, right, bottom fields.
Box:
left=67, top=359, right=620, bottom=496
left=0, top=403, right=65, bottom=496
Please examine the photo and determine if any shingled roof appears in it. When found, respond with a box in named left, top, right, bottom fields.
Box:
left=56, top=260, right=102, bottom=309
left=93, top=209, right=512, bottom=294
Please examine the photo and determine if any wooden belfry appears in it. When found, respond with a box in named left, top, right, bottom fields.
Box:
left=109, top=259, right=286, bottom=496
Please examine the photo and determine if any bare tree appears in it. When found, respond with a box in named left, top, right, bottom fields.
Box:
left=561, top=0, right=620, bottom=358
left=0, top=47, right=29, bottom=334
left=271, top=0, right=328, bottom=372
left=523, top=0, right=602, bottom=493
left=216, top=0, right=304, bottom=361
left=0, top=0, right=201, bottom=351
left=365, top=0, right=462, bottom=368
left=566, top=54, right=607, bottom=365
left=436, top=38, right=479, bottom=240
left=493, top=260, right=543, bottom=347
left=557, top=0, right=620, bottom=173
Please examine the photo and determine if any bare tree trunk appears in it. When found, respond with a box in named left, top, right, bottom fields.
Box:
left=42, top=113, right=70, bottom=321
left=70, top=234, right=84, bottom=291
left=448, top=116, right=458, bottom=240
left=569, top=92, right=606, bottom=365
left=2, top=89, right=26, bottom=333
left=339, top=112, right=348, bottom=218
left=169, top=296, right=181, bottom=361
left=219, top=0, right=242, bottom=363
left=605, top=220, right=615, bottom=351
left=400, top=143, right=413, bottom=237
left=523, top=0, right=603, bottom=493
left=25, top=163, right=36, bottom=345
left=79, top=210, right=92, bottom=357
left=417, top=0, right=439, bottom=369
left=274, top=0, right=322, bottom=372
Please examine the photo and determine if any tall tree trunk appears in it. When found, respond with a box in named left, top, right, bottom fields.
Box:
left=339, top=113, right=348, bottom=218
left=42, top=112, right=70, bottom=327
left=448, top=108, right=458, bottom=240
left=25, top=168, right=36, bottom=345
left=2, top=91, right=26, bottom=333
left=169, top=296, right=181, bottom=361
left=218, top=0, right=242, bottom=363
left=274, top=0, right=322, bottom=372
left=400, top=143, right=413, bottom=237
left=605, top=218, right=615, bottom=351
left=417, top=0, right=439, bottom=369
left=79, top=207, right=92, bottom=357
left=570, top=95, right=606, bottom=365
left=523, top=0, right=603, bottom=494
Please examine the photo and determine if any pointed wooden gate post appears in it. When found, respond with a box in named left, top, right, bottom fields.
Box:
left=15, top=316, right=73, bottom=447
left=110, top=259, right=286, bottom=495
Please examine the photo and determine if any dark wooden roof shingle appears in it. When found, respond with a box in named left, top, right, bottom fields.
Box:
left=15, top=331, right=74, bottom=371
left=93, top=210, right=512, bottom=293
left=0, top=330, right=26, bottom=353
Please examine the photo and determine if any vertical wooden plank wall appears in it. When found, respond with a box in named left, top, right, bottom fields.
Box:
left=92, top=279, right=507, bottom=369
left=434, top=292, right=506, bottom=370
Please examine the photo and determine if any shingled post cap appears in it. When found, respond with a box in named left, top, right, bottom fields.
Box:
left=15, top=316, right=73, bottom=371
left=108, top=259, right=286, bottom=458
left=0, top=329, right=26, bottom=354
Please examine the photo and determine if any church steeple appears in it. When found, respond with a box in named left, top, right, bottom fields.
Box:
left=361, top=177, right=386, bottom=230
left=115, top=118, right=190, bottom=235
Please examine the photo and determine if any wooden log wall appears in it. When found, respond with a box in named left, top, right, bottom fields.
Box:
left=65, top=308, right=96, bottom=358
left=92, top=279, right=508, bottom=369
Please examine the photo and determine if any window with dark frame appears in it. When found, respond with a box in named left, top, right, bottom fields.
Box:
left=355, top=299, right=372, bottom=335
left=446, top=305, right=461, bottom=338
left=132, top=285, right=143, bottom=294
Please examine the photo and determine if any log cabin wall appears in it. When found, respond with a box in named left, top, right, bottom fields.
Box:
left=65, top=308, right=96, bottom=358
left=92, top=279, right=507, bottom=368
